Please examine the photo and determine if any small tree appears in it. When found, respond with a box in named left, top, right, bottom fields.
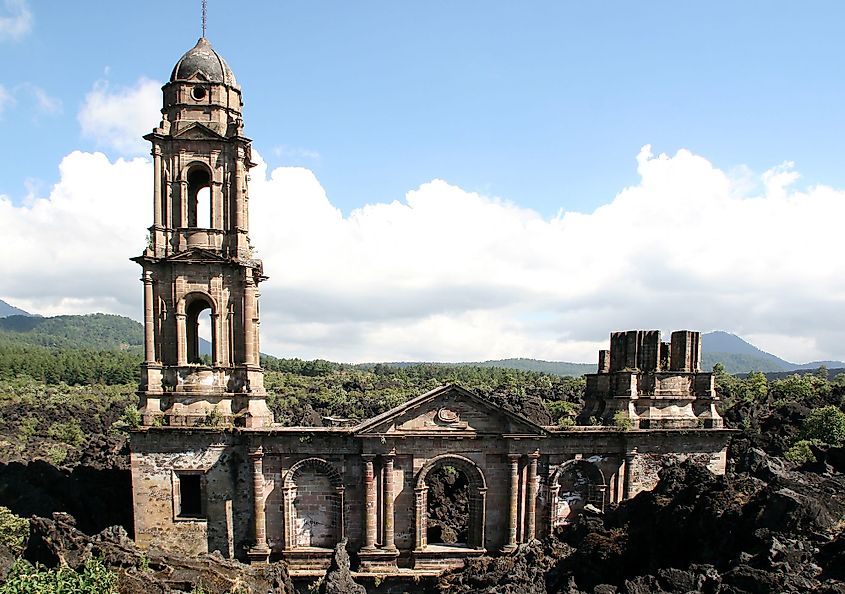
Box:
left=801, top=405, right=845, bottom=446
left=0, top=507, right=28, bottom=557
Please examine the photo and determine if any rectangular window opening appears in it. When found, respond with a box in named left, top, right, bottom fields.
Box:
left=178, top=473, right=204, bottom=518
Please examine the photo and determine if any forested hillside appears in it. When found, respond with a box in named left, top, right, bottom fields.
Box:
left=0, top=314, right=143, bottom=350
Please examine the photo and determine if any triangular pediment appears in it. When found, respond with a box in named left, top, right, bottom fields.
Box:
left=354, top=384, right=546, bottom=437
left=165, top=247, right=228, bottom=262
left=172, top=122, right=226, bottom=140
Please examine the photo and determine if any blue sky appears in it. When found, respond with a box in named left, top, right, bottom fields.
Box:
left=4, top=1, right=845, bottom=215
left=2, top=1, right=845, bottom=364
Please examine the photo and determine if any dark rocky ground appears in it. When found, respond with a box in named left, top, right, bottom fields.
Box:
left=436, top=445, right=845, bottom=594
left=0, top=375, right=843, bottom=593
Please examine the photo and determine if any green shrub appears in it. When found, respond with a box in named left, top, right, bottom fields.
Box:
left=801, top=405, right=845, bottom=446
left=47, top=421, right=84, bottom=447
left=111, top=405, right=141, bottom=433
left=0, top=557, right=118, bottom=593
left=17, top=417, right=38, bottom=438
left=612, top=411, right=633, bottom=430
left=45, top=444, right=68, bottom=466
left=545, top=399, right=579, bottom=426
left=0, top=507, right=28, bottom=556
left=785, top=439, right=816, bottom=464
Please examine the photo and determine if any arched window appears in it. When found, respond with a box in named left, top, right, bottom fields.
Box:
left=187, top=166, right=212, bottom=228
left=186, top=296, right=213, bottom=364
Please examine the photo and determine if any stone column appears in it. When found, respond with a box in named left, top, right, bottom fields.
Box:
left=382, top=452, right=396, bottom=551
left=175, top=312, right=187, bottom=366
left=525, top=451, right=540, bottom=541
left=243, top=275, right=256, bottom=366
left=504, top=454, right=520, bottom=551
left=142, top=272, right=155, bottom=364
left=248, top=447, right=270, bottom=563
left=362, top=454, right=377, bottom=550
left=623, top=450, right=637, bottom=500
left=152, top=147, right=162, bottom=227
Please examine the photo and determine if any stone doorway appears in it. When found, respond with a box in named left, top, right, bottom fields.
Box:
left=425, top=465, right=470, bottom=545
left=549, top=460, right=606, bottom=527
left=414, top=454, right=487, bottom=551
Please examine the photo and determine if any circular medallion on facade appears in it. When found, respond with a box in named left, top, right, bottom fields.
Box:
left=436, top=407, right=460, bottom=424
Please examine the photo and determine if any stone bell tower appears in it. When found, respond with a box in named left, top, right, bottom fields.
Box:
left=133, top=37, right=273, bottom=427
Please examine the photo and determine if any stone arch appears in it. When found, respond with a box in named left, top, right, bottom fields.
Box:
left=548, top=459, right=607, bottom=530
left=178, top=291, right=218, bottom=365
left=282, top=458, right=345, bottom=549
left=414, top=454, right=487, bottom=550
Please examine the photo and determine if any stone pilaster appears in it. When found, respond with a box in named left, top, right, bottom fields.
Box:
left=624, top=450, right=637, bottom=500
left=504, top=453, right=520, bottom=552
left=548, top=479, right=560, bottom=536
left=175, top=312, right=187, bottom=366
left=362, top=454, right=377, bottom=550
left=414, top=487, right=427, bottom=550
left=247, top=446, right=270, bottom=563
left=152, top=147, right=162, bottom=227
left=525, top=451, right=540, bottom=541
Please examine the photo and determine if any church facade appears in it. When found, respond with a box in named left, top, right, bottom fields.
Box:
left=129, top=38, right=732, bottom=574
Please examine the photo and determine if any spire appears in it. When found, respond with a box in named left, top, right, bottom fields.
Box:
left=201, top=0, right=207, bottom=38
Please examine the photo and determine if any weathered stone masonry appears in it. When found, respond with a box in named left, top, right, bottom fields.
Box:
left=132, top=384, right=731, bottom=572
left=130, top=36, right=733, bottom=576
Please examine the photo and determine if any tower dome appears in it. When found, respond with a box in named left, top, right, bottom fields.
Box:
left=170, top=37, right=238, bottom=87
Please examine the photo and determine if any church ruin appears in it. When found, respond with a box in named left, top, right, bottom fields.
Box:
left=129, top=37, right=732, bottom=575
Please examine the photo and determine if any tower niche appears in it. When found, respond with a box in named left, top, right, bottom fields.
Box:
left=132, top=37, right=272, bottom=428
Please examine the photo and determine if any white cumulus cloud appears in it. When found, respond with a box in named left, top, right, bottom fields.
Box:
left=78, top=78, right=161, bottom=155
left=0, top=0, right=31, bottom=42
left=2, top=145, right=844, bottom=364
left=0, top=151, right=149, bottom=317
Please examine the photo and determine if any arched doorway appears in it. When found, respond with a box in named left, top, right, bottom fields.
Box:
left=283, top=458, right=345, bottom=549
left=414, top=454, right=487, bottom=550
left=549, top=460, right=606, bottom=528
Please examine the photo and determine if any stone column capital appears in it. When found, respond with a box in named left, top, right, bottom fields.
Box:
left=527, top=450, right=541, bottom=460
left=248, top=446, right=264, bottom=460
left=361, top=453, right=376, bottom=461
left=508, top=453, right=522, bottom=462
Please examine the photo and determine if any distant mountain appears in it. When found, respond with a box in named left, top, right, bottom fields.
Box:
left=471, top=358, right=595, bottom=376
left=0, top=299, right=30, bottom=318
left=363, top=358, right=595, bottom=377
left=701, top=331, right=845, bottom=374
left=0, top=313, right=143, bottom=350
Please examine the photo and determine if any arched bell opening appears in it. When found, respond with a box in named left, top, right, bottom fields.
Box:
left=186, top=165, right=212, bottom=229
left=185, top=295, right=215, bottom=365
